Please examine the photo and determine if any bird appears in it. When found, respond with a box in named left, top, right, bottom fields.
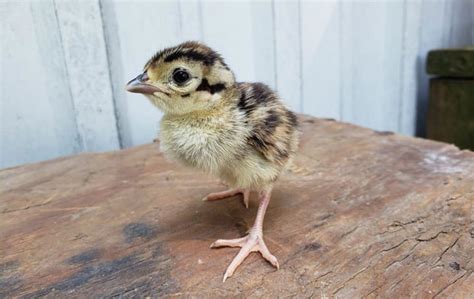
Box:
left=126, top=41, right=299, bottom=282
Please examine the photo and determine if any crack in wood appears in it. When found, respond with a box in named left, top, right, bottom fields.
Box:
left=416, top=231, right=449, bottom=242
left=432, top=270, right=470, bottom=298
left=308, top=270, right=333, bottom=287
left=434, top=236, right=460, bottom=265
left=332, top=266, right=369, bottom=296
left=388, top=278, right=404, bottom=292
left=382, top=239, right=409, bottom=252
left=365, top=283, right=384, bottom=297
left=385, top=253, right=411, bottom=270
left=1, top=194, right=57, bottom=214
left=390, top=215, right=430, bottom=228
left=340, top=225, right=359, bottom=239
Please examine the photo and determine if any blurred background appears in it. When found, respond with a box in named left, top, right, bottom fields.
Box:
left=1, top=0, right=473, bottom=168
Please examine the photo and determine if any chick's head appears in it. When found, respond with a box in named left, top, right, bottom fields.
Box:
left=126, top=41, right=234, bottom=115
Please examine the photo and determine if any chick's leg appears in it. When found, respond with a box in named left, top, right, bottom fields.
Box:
left=202, top=188, right=250, bottom=208
left=210, top=187, right=278, bottom=282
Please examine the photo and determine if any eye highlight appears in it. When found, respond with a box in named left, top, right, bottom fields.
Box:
left=172, top=68, right=191, bottom=85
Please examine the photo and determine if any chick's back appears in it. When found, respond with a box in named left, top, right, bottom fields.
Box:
left=234, top=82, right=299, bottom=171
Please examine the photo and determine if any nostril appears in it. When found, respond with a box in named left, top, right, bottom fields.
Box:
left=140, top=72, right=149, bottom=82
left=126, top=72, right=150, bottom=87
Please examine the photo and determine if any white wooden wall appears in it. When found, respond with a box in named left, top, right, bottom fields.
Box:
left=1, top=0, right=472, bottom=168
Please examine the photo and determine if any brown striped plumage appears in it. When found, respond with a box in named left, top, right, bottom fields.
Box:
left=236, top=82, right=299, bottom=168
left=126, top=41, right=299, bottom=282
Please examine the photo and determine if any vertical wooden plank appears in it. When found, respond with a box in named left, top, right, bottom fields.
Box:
left=472, top=0, right=474, bottom=43
left=55, top=0, right=120, bottom=151
left=340, top=0, right=354, bottom=123
left=177, top=0, right=203, bottom=41
left=398, top=0, right=422, bottom=135
left=346, top=1, right=404, bottom=132
left=200, top=1, right=256, bottom=82
left=273, top=0, right=302, bottom=111
left=99, top=0, right=132, bottom=147
left=416, top=0, right=451, bottom=136
left=449, top=0, right=473, bottom=46
left=0, top=0, right=81, bottom=168
left=381, top=1, right=405, bottom=132
left=251, top=1, right=276, bottom=89
left=300, top=0, right=341, bottom=119
left=200, top=1, right=275, bottom=89
left=100, top=0, right=181, bottom=147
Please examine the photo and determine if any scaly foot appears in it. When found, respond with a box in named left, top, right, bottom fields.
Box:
left=202, top=188, right=250, bottom=208
left=209, top=186, right=276, bottom=282
left=210, top=229, right=279, bottom=282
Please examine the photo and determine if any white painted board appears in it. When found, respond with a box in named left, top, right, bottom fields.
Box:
left=1, top=0, right=81, bottom=168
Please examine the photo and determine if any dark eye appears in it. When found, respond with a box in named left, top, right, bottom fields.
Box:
left=172, top=69, right=190, bottom=85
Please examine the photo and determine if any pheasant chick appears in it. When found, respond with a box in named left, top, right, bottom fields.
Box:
left=126, top=41, right=299, bottom=282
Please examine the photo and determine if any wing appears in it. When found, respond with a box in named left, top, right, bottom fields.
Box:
left=236, top=82, right=299, bottom=166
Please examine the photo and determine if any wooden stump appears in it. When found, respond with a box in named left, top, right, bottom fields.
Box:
left=1, top=115, right=473, bottom=298
left=427, top=47, right=474, bottom=150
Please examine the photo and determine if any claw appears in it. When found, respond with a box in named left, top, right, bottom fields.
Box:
left=242, top=189, right=250, bottom=208
left=210, top=186, right=276, bottom=282
left=211, top=233, right=279, bottom=282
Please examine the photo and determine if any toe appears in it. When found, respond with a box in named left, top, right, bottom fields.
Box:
left=261, top=251, right=279, bottom=269
left=222, top=244, right=253, bottom=282
left=210, top=236, right=247, bottom=248
left=257, top=238, right=280, bottom=269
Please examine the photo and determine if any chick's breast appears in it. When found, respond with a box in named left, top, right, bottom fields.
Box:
left=159, top=107, right=250, bottom=175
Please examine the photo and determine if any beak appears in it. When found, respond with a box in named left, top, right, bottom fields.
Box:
left=125, top=72, right=162, bottom=95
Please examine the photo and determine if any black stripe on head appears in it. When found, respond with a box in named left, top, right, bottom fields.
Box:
left=164, top=50, right=217, bottom=65
left=196, top=79, right=226, bottom=94
left=145, top=41, right=226, bottom=70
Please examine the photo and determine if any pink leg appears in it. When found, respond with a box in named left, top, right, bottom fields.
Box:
left=210, top=186, right=278, bottom=282
left=202, top=188, right=250, bottom=208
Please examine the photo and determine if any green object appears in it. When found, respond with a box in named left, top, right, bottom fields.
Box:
left=426, top=47, right=474, bottom=150
left=427, top=79, right=474, bottom=150
left=427, top=47, right=474, bottom=77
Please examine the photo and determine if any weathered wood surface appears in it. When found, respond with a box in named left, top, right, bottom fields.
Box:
left=1, top=115, right=473, bottom=298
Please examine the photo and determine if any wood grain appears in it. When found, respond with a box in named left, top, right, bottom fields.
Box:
left=1, top=115, right=473, bottom=297
left=273, top=0, right=302, bottom=112
left=55, top=0, right=120, bottom=152
left=1, top=0, right=81, bottom=167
